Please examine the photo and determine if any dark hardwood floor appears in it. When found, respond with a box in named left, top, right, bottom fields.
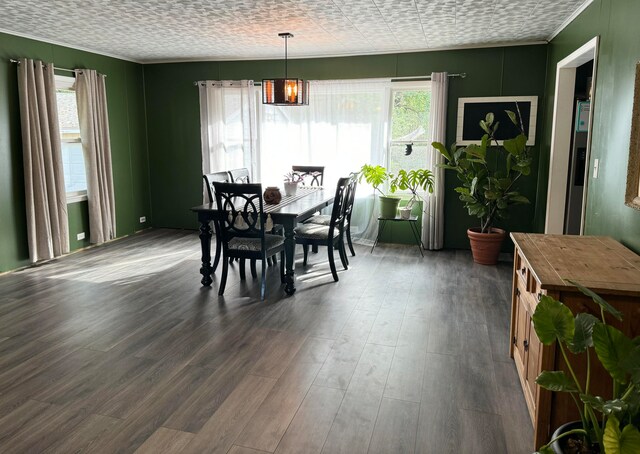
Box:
left=0, top=228, right=532, bottom=453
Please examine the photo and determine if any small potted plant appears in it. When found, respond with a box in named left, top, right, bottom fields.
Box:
left=432, top=108, right=533, bottom=265
left=358, top=164, right=400, bottom=218
left=283, top=172, right=303, bottom=197
left=390, top=169, right=435, bottom=219
left=532, top=281, right=640, bottom=454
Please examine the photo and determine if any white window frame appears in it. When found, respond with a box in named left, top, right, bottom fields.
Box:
left=55, top=74, right=87, bottom=203
left=386, top=80, right=432, bottom=191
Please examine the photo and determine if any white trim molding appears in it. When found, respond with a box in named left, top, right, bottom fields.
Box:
left=547, top=0, right=595, bottom=42
left=545, top=36, right=599, bottom=234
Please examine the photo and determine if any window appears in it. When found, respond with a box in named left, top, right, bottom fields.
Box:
left=387, top=82, right=431, bottom=178
left=55, top=75, right=87, bottom=203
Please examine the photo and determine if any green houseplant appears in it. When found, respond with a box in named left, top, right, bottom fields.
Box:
left=432, top=109, right=533, bottom=265
left=532, top=281, right=640, bottom=454
left=358, top=164, right=400, bottom=218
left=390, top=169, right=435, bottom=219
left=359, top=165, right=435, bottom=219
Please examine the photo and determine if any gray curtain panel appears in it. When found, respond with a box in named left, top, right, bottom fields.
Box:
left=423, top=72, right=448, bottom=250
left=17, top=58, right=70, bottom=263
left=75, top=69, right=116, bottom=244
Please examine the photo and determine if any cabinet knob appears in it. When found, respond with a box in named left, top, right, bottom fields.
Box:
left=515, top=288, right=520, bottom=296
left=520, top=267, right=526, bottom=276
left=523, top=339, right=529, bottom=352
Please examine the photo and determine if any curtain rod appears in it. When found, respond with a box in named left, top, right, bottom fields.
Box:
left=193, top=72, right=466, bottom=86
left=8, top=59, right=106, bottom=77
left=391, top=72, right=467, bottom=81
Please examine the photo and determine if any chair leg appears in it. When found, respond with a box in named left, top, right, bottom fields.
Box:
left=260, top=258, right=267, bottom=300
left=338, top=238, right=349, bottom=270
left=219, top=253, right=229, bottom=296
left=328, top=244, right=339, bottom=282
left=312, top=245, right=319, bottom=254
left=346, top=226, right=356, bottom=257
left=212, top=233, right=222, bottom=273
left=250, top=259, right=258, bottom=278
left=267, top=257, right=273, bottom=266
left=303, top=244, right=309, bottom=266
left=280, top=250, right=285, bottom=283
left=239, top=259, right=246, bottom=280
left=272, top=254, right=277, bottom=265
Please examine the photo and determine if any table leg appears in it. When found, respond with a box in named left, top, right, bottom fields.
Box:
left=409, top=221, right=424, bottom=257
left=283, top=220, right=296, bottom=295
left=198, top=219, right=214, bottom=286
left=371, top=219, right=386, bottom=253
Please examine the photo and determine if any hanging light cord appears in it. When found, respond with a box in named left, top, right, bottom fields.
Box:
left=284, top=34, right=288, bottom=80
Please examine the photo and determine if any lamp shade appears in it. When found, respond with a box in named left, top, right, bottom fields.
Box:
left=262, top=78, right=309, bottom=105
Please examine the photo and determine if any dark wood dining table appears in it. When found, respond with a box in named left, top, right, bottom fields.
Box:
left=191, top=187, right=334, bottom=295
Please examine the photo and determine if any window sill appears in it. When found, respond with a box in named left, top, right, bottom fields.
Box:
left=67, top=192, right=88, bottom=204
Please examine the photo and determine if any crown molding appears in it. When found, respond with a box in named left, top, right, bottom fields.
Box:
left=144, top=40, right=548, bottom=65
left=547, top=0, right=594, bottom=42
left=0, top=27, right=142, bottom=64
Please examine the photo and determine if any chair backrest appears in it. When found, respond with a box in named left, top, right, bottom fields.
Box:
left=212, top=182, right=266, bottom=245
left=344, top=173, right=358, bottom=224
left=292, top=165, right=325, bottom=186
left=327, top=177, right=351, bottom=235
left=228, top=168, right=251, bottom=184
left=203, top=171, right=231, bottom=203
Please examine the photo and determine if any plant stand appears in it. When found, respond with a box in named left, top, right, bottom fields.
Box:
left=371, top=215, right=423, bottom=257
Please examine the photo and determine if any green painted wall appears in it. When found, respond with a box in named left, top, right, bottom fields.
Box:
left=540, top=0, right=640, bottom=253
left=0, top=32, right=151, bottom=272
left=144, top=45, right=548, bottom=248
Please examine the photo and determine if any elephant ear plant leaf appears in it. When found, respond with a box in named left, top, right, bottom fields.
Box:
left=532, top=283, right=640, bottom=453
left=432, top=106, right=533, bottom=233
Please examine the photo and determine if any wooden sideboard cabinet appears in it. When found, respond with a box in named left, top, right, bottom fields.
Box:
left=509, top=233, right=640, bottom=449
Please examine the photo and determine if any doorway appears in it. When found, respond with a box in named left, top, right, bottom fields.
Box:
left=545, top=37, right=599, bottom=234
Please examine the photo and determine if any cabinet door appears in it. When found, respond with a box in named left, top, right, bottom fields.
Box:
left=525, top=315, right=542, bottom=407
left=513, top=289, right=529, bottom=380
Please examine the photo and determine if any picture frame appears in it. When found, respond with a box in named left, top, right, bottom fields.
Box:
left=625, top=62, right=640, bottom=211
left=456, top=96, right=538, bottom=146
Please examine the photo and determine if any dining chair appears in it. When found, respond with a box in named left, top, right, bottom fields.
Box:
left=213, top=182, right=285, bottom=300
left=203, top=171, right=231, bottom=273
left=291, top=165, right=325, bottom=186
left=294, top=176, right=350, bottom=282
left=305, top=173, right=357, bottom=257
left=225, top=167, right=281, bottom=266
left=228, top=167, right=251, bottom=184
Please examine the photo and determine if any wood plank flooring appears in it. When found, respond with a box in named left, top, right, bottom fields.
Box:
left=0, top=228, right=532, bottom=453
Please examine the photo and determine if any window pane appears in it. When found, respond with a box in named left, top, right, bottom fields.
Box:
left=390, top=90, right=431, bottom=141
left=61, top=142, right=87, bottom=192
left=388, top=143, right=430, bottom=178
left=56, top=87, right=87, bottom=194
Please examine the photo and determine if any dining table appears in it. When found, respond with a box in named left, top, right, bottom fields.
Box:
left=191, top=186, right=335, bottom=295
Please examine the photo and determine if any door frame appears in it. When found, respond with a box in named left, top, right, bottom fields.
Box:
left=545, top=36, right=599, bottom=234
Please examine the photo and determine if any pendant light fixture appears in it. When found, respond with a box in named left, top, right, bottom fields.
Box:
left=262, top=33, right=309, bottom=106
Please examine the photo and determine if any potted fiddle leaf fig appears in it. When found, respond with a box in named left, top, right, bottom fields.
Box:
left=390, top=169, right=435, bottom=219
left=432, top=108, right=533, bottom=265
left=358, top=164, right=400, bottom=218
left=532, top=281, right=640, bottom=454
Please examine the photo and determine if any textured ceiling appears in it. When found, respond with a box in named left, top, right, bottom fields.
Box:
left=0, top=0, right=589, bottom=63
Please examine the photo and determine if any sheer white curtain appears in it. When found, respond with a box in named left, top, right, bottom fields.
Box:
left=258, top=78, right=391, bottom=242
left=75, top=68, right=116, bottom=244
left=423, top=72, right=448, bottom=250
left=199, top=80, right=258, bottom=199
left=17, top=58, right=70, bottom=262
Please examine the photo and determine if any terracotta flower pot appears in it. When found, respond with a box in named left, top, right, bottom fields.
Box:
left=467, top=227, right=506, bottom=265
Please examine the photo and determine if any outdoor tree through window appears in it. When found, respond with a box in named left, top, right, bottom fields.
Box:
left=388, top=82, right=431, bottom=179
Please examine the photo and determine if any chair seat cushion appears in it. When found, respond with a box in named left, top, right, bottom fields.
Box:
left=294, top=223, right=330, bottom=240
left=304, top=214, right=331, bottom=226
left=228, top=234, right=284, bottom=252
